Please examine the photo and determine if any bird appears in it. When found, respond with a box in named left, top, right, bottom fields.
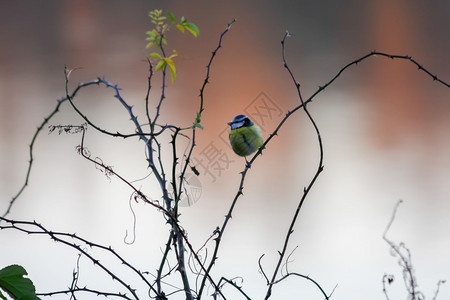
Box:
left=228, top=114, right=264, bottom=158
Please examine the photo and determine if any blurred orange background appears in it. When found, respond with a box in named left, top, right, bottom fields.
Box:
left=1, top=1, right=449, bottom=299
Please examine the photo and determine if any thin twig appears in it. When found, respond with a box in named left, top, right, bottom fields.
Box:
left=145, top=58, right=154, bottom=128
left=432, top=280, right=446, bottom=300
left=382, top=273, right=394, bottom=300
left=272, top=272, right=333, bottom=300
left=383, top=200, right=425, bottom=300
left=38, top=287, right=133, bottom=299
left=2, top=78, right=101, bottom=219
left=63, top=69, right=149, bottom=141
left=216, top=277, right=251, bottom=300
left=156, top=231, right=175, bottom=294
left=73, top=124, right=221, bottom=297
left=264, top=30, right=325, bottom=300
left=187, top=19, right=236, bottom=300
left=0, top=217, right=147, bottom=299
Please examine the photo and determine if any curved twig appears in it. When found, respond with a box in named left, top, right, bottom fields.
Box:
left=216, top=277, right=251, bottom=300
left=186, top=19, right=236, bottom=300
left=0, top=217, right=150, bottom=299
left=264, top=31, right=325, bottom=299
left=272, top=272, right=334, bottom=300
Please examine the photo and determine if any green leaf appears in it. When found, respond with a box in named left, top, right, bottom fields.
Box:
left=0, top=265, right=40, bottom=300
left=155, top=59, right=166, bottom=72
left=145, top=28, right=167, bottom=49
left=167, top=11, right=175, bottom=23
left=145, top=30, right=156, bottom=37
left=149, top=52, right=162, bottom=59
left=145, top=29, right=158, bottom=48
left=194, top=112, right=203, bottom=129
left=174, top=16, right=199, bottom=37
left=185, top=23, right=200, bottom=37
left=194, top=122, right=204, bottom=129
left=164, top=58, right=177, bottom=83
left=175, top=24, right=185, bottom=33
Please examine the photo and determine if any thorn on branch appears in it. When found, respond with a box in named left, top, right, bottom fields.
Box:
left=213, top=226, right=220, bottom=235
left=388, top=276, right=394, bottom=284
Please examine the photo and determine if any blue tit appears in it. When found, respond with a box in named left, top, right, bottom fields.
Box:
left=228, top=115, right=264, bottom=157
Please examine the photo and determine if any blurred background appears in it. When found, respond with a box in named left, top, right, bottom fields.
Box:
left=1, top=0, right=449, bottom=299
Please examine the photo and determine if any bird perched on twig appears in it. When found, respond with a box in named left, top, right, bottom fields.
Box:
left=228, top=115, right=264, bottom=160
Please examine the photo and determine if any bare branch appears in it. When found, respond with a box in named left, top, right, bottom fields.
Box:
left=382, top=273, right=395, bottom=300
left=0, top=216, right=153, bottom=299
left=38, top=286, right=133, bottom=299
left=432, top=280, right=446, bottom=300
left=264, top=29, right=325, bottom=300
left=272, top=272, right=334, bottom=300
left=216, top=277, right=251, bottom=300
left=383, top=200, right=426, bottom=300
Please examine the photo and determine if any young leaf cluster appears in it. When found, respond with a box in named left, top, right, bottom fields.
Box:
left=145, top=9, right=200, bottom=83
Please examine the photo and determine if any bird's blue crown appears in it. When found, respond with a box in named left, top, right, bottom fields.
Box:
left=228, top=114, right=254, bottom=129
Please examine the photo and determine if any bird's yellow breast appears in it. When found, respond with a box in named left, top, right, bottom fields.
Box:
left=229, top=124, right=263, bottom=157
